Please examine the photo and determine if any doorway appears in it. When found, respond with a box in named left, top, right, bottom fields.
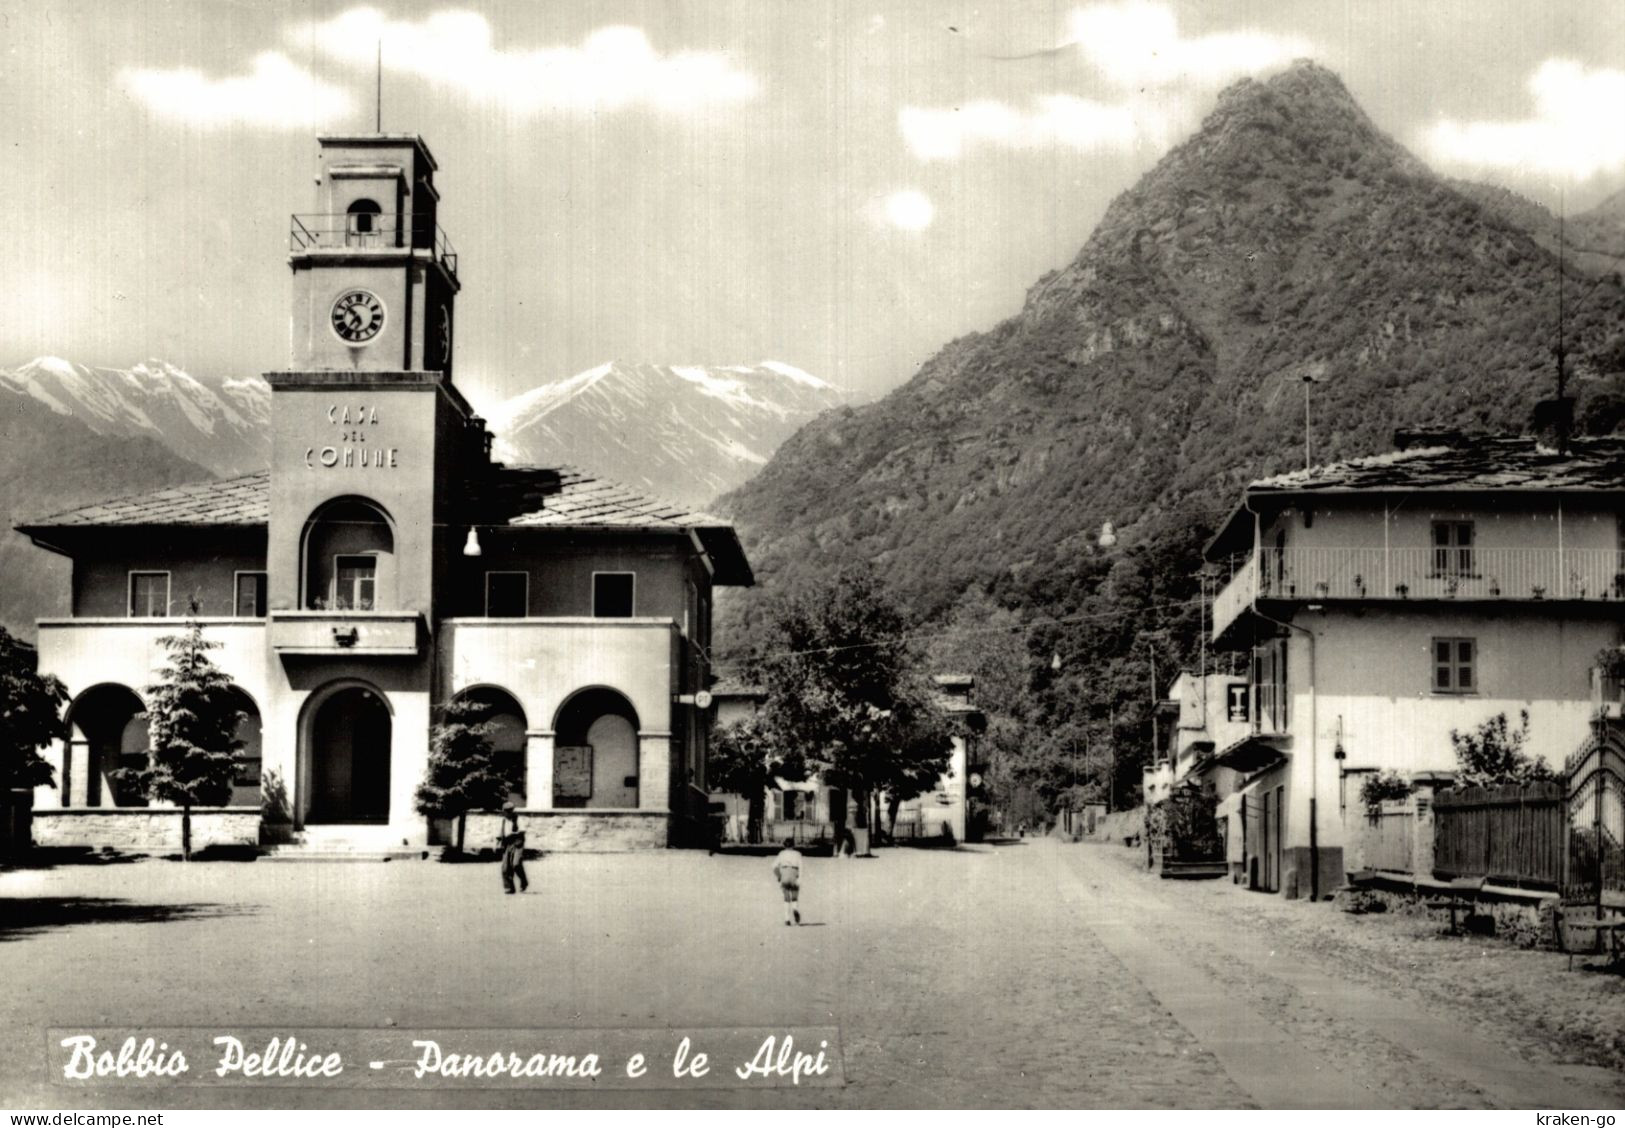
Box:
left=307, top=686, right=391, bottom=823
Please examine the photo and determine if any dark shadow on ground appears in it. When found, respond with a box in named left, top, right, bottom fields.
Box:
left=1, top=848, right=146, bottom=871
left=0, top=897, right=255, bottom=942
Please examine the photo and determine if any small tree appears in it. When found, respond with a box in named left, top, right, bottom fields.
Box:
left=709, top=710, right=805, bottom=845
left=415, top=697, right=516, bottom=852
left=0, top=625, right=68, bottom=793
left=128, top=609, right=245, bottom=860
left=1450, top=709, right=1554, bottom=788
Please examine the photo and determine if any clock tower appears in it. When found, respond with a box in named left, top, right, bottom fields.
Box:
left=287, top=134, right=459, bottom=377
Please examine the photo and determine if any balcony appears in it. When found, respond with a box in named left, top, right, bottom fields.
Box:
left=289, top=213, right=458, bottom=281
left=1212, top=547, right=1625, bottom=642
left=269, top=611, right=424, bottom=658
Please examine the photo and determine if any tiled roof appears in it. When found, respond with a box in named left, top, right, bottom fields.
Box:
left=496, top=466, right=732, bottom=531
left=1250, top=436, right=1625, bottom=494
left=20, top=473, right=271, bottom=528
left=1208, top=435, right=1625, bottom=558
left=18, top=465, right=753, bottom=584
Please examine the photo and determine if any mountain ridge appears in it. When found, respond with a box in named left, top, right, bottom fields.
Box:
left=715, top=61, right=1625, bottom=797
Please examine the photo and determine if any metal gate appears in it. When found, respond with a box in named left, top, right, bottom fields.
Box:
left=1565, top=728, right=1625, bottom=908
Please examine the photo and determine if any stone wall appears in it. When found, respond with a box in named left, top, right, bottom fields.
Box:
left=32, top=808, right=262, bottom=852
left=456, top=809, right=671, bottom=853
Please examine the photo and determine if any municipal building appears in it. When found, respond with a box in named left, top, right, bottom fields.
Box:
left=17, top=134, right=752, bottom=854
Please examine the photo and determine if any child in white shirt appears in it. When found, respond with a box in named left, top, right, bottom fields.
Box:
left=772, top=839, right=803, bottom=926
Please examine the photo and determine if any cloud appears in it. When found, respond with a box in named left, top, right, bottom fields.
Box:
left=1420, top=59, right=1625, bottom=181
left=1063, top=2, right=1310, bottom=89
left=899, top=3, right=1309, bottom=161
left=294, top=8, right=758, bottom=116
left=882, top=189, right=935, bottom=231
left=901, top=96, right=1153, bottom=161
left=119, top=52, right=353, bottom=129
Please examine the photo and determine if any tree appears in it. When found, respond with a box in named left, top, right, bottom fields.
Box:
left=415, top=696, right=518, bottom=852
left=756, top=564, right=953, bottom=849
left=0, top=625, right=68, bottom=792
left=1450, top=710, right=1554, bottom=787
left=708, top=710, right=805, bottom=844
left=128, top=610, right=245, bottom=860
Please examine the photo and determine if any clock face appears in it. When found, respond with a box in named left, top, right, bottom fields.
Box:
left=330, top=289, right=386, bottom=344
left=433, top=304, right=452, bottom=368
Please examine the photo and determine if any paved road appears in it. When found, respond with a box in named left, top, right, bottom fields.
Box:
left=1, top=840, right=1620, bottom=1108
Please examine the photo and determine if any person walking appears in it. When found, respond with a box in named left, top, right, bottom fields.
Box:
left=772, top=837, right=803, bottom=926
left=499, top=802, right=528, bottom=895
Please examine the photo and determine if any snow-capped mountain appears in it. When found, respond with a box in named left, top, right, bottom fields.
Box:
left=0, top=357, right=270, bottom=477
left=485, top=361, right=842, bottom=508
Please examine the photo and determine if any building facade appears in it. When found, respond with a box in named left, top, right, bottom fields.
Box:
left=1205, top=432, right=1625, bottom=897
left=18, top=133, right=752, bottom=854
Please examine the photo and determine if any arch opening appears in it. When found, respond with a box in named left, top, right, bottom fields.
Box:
left=345, top=198, right=383, bottom=245
left=301, top=497, right=396, bottom=611
left=305, top=685, right=392, bottom=824
left=65, top=684, right=148, bottom=808
left=553, top=688, right=640, bottom=809
left=451, top=686, right=528, bottom=805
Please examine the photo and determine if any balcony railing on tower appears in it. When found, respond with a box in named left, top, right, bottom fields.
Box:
left=290, top=213, right=458, bottom=281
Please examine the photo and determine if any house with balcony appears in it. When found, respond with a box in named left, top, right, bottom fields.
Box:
left=1204, top=430, right=1625, bottom=897
left=16, top=133, right=751, bottom=855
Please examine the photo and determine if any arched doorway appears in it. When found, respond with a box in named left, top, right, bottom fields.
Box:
left=452, top=687, right=527, bottom=805
left=307, top=685, right=391, bottom=823
left=553, top=688, right=640, bottom=809
left=65, top=684, right=148, bottom=807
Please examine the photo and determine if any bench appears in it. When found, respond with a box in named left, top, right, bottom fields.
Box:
left=1425, top=876, right=1487, bottom=935
left=1559, top=902, right=1625, bottom=970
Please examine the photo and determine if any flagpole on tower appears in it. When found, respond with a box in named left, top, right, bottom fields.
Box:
left=376, top=40, right=382, bottom=132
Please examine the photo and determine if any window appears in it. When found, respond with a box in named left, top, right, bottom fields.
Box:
left=1432, top=521, right=1475, bottom=578
left=1251, top=638, right=1288, bottom=732
left=1433, top=637, right=1476, bottom=693
left=334, top=555, right=377, bottom=610
left=593, top=572, right=634, bottom=618
left=235, top=572, right=267, bottom=617
left=129, top=572, right=170, bottom=618
left=782, top=791, right=806, bottom=820
left=346, top=198, right=383, bottom=245
left=485, top=572, right=528, bottom=618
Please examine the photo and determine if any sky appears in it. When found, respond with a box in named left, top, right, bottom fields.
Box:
left=2, top=0, right=1624, bottom=413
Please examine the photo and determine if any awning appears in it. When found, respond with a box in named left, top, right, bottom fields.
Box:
left=1212, top=732, right=1292, bottom=774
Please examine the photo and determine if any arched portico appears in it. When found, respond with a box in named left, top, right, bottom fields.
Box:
left=64, top=684, right=149, bottom=808
left=553, top=687, right=641, bottom=809
left=450, top=685, right=528, bottom=805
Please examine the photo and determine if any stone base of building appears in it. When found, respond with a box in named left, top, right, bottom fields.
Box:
left=456, top=809, right=673, bottom=852
left=31, top=808, right=262, bottom=852
left=1280, top=845, right=1345, bottom=900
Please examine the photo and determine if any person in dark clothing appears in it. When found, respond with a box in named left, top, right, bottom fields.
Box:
left=499, top=802, right=528, bottom=894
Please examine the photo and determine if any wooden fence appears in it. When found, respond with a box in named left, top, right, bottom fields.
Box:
left=1433, top=781, right=1565, bottom=888
left=1352, top=802, right=1415, bottom=873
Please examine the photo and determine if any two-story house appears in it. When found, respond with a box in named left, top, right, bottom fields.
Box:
left=17, top=132, right=751, bottom=855
left=1204, top=431, right=1625, bottom=898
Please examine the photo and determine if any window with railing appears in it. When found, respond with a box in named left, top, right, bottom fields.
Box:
left=335, top=555, right=377, bottom=611
left=1431, top=521, right=1475, bottom=578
